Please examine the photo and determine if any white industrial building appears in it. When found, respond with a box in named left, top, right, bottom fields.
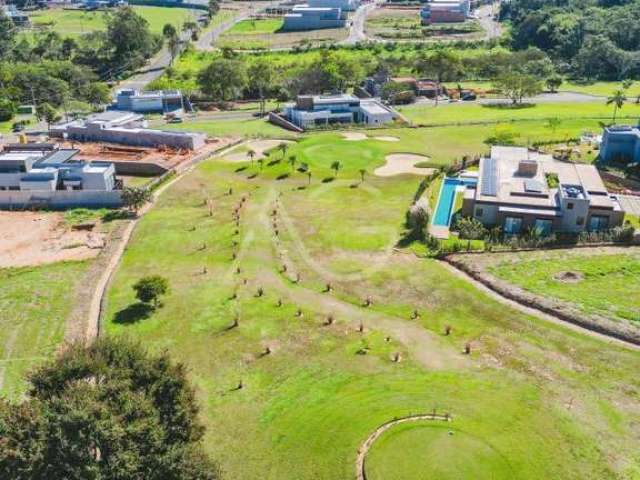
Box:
left=282, top=4, right=346, bottom=31
left=306, top=0, right=359, bottom=11
left=50, top=111, right=206, bottom=150
left=284, top=94, right=396, bottom=129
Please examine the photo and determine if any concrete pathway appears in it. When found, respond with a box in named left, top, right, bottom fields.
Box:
left=617, top=194, right=640, bottom=216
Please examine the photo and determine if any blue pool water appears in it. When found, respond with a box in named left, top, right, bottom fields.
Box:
left=432, top=177, right=477, bottom=227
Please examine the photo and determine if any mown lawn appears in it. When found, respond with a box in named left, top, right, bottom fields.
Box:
left=0, top=261, right=90, bottom=400
left=20, top=6, right=194, bottom=40
left=225, top=18, right=284, bottom=35
left=398, top=101, right=640, bottom=126
left=489, top=251, right=640, bottom=323
left=103, top=130, right=640, bottom=479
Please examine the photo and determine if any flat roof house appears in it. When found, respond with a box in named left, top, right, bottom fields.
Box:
left=306, top=0, right=359, bottom=11
left=284, top=94, right=395, bottom=129
left=0, top=145, right=121, bottom=208
left=50, top=111, right=206, bottom=150
left=599, top=125, right=640, bottom=164
left=461, top=146, right=625, bottom=234
left=282, top=4, right=346, bottom=31
left=2, top=4, right=30, bottom=26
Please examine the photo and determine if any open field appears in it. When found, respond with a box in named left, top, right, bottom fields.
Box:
left=19, top=6, right=195, bottom=40
left=0, top=260, right=90, bottom=400
left=398, top=101, right=640, bottom=126
left=446, top=81, right=640, bottom=99
left=103, top=128, right=640, bottom=479
left=366, top=7, right=482, bottom=41
left=218, top=17, right=348, bottom=50
left=488, top=249, right=640, bottom=324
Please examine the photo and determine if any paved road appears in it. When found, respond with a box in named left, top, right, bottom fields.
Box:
left=343, top=1, right=380, bottom=45
left=195, top=8, right=250, bottom=50
left=617, top=194, right=640, bottom=214
left=476, top=2, right=502, bottom=40
left=415, top=91, right=605, bottom=107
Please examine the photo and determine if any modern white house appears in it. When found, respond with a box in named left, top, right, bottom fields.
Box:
left=599, top=125, right=640, bottom=164
left=282, top=4, right=346, bottom=31
left=0, top=144, right=121, bottom=208
left=50, top=111, right=206, bottom=150
left=115, top=89, right=185, bottom=113
left=283, top=94, right=396, bottom=129
left=460, top=146, right=625, bottom=234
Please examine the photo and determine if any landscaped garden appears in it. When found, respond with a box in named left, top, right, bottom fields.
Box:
left=102, top=128, right=640, bottom=479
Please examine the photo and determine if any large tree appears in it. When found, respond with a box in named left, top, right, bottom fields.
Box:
left=106, top=7, right=157, bottom=71
left=197, top=58, right=247, bottom=102
left=493, top=72, right=543, bottom=104
left=0, top=11, right=16, bottom=60
left=247, top=58, right=273, bottom=116
left=0, top=338, right=220, bottom=480
left=413, top=49, right=463, bottom=104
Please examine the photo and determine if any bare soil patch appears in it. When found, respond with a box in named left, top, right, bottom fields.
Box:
left=0, top=212, right=105, bottom=268
left=375, top=153, right=435, bottom=177
left=224, top=139, right=293, bottom=162
left=553, top=271, right=584, bottom=283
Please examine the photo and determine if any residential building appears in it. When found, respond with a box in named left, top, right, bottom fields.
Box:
left=283, top=94, right=395, bottom=129
left=599, top=125, right=640, bottom=164
left=460, top=146, right=625, bottom=234
left=115, top=89, right=185, bottom=113
left=0, top=146, right=117, bottom=193
left=420, top=0, right=470, bottom=24
left=282, top=5, right=346, bottom=31
left=50, top=111, right=206, bottom=150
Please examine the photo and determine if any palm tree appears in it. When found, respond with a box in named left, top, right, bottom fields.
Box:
left=359, top=168, right=366, bottom=183
left=288, top=154, right=297, bottom=172
left=607, top=89, right=627, bottom=124
left=279, top=142, right=288, bottom=159
left=258, top=158, right=264, bottom=171
left=247, top=149, right=256, bottom=166
left=331, top=161, right=342, bottom=178
left=307, top=170, right=312, bottom=185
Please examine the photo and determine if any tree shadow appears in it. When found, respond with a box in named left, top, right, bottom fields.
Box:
left=276, top=173, right=290, bottom=180
left=267, top=159, right=281, bottom=166
left=113, top=302, right=154, bottom=324
left=481, top=103, right=535, bottom=110
left=102, top=210, right=134, bottom=222
left=235, top=166, right=248, bottom=172
left=247, top=173, right=258, bottom=179
left=321, top=177, right=335, bottom=183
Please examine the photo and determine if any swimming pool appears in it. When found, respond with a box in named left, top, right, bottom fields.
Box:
left=432, top=177, right=477, bottom=227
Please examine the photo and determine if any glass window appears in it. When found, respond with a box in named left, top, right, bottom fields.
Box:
left=567, top=202, right=574, bottom=210
left=476, top=208, right=483, bottom=217
left=589, top=215, right=609, bottom=231
left=504, top=216, right=523, bottom=234
left=534, top=219, right=553, bottom=236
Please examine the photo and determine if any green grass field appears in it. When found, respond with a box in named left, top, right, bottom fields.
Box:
left=398, top=101, right=640, bottom=126
left=102, top=128, right=640, bottom=479
left=20, top=6, right=194, bottom=40
left=489, top=251, right=640, bottom=323
left=0, top=261, right=90, bottom=400
left=226, top=18, right=284, bottom=35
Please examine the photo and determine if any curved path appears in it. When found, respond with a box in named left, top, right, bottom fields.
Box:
left=355, top=413, right=451, bottom=480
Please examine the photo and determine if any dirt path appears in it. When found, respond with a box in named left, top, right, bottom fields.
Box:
left=439, top=260, right=640, bottom=351
left=355, top=413, right=451, bottom=480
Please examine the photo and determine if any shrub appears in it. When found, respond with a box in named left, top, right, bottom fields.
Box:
left=133, top=275, right=170, bottom=308
left=453, top=216, right=487, bottom=240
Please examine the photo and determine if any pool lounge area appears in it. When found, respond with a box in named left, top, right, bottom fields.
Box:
left=431, top=175, right=478, bottom=238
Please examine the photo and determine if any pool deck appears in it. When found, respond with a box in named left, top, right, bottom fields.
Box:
left=429, top=224, right=451, bottom=239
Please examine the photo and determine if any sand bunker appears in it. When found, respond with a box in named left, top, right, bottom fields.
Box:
left=342, top=132, right=368, bottom=141
left=224, top=139, right=293, bottom=162
left=374, top=136, right=399, bottom=142
left=375, top=154, right=435, bottom=177
left=553, top=271, right=584, bottom=283
left=0, top=212, right=105, bottom=268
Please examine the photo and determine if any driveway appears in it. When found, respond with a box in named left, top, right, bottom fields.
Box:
left=617, top=194, right=640, bottom=215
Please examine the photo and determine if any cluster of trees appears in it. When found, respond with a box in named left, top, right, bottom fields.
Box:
left=0, top=338, right=220, bottom=479
left=502, top=0, right=640, bottom=80
left=0, top=7, right=164, bottom=123
left=187, top=45, right=563, bottom=106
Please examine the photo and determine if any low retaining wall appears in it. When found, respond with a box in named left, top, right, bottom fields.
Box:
left=268, top=112, right=304, bottom=133
left=443, top=254, right=640, bottom=346
left=0, top=190, right=122, bottom=209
